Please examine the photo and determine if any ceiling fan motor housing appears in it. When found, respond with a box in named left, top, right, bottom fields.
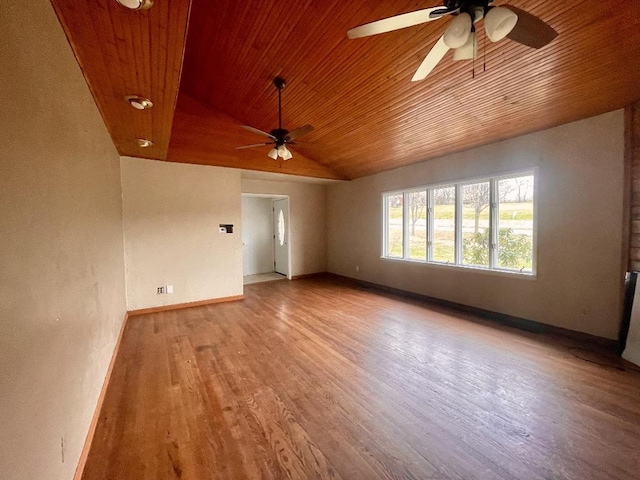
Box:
left=446, top=0, right=493, bottom=12
left=273, top=76, right=286, bottom=90
left=270, top=128, right=290, bottom=146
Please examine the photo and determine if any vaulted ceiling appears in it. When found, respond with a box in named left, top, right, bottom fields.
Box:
left=51, top=0, right=640, bottom=180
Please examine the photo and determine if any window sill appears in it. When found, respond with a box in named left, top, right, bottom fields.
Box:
left=380, top=256, right=537, bottom=280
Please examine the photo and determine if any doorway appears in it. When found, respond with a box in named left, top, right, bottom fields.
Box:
left=241, top=194, right=291, bottom=284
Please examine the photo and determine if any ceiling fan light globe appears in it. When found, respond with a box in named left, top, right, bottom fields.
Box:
left=453, top=31, right=477, bottom=60
left=277, top=145, right=288, bottom=157
left=443, top=12, right=472, bottom=49
left=115, top=0, right=153, bottom=10
left=484, top=6, right=518, bottom=42
left=268, top=148, right=278, bottom=160
left=282, top=148, right=293, bottom=161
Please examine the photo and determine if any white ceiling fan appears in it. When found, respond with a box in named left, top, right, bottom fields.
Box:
left=347, top=0, right=558, bottom=81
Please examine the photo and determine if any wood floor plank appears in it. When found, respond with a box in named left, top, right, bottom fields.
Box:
left=82, top=276, right=640, bottom=480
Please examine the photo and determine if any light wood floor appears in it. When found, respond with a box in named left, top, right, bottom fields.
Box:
left=243, top=272, right=287, bottom=285
left=83, top=276, right=640, bottom=480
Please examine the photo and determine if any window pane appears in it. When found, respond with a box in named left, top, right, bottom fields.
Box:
left=386, top=193, right=403, bottom=258
left=278, top=209, right=285, bottom=246
left=462, top=182, right=490, bottom=267
left=432, top=186, right=455, bottom=263
left=408, top=190, right=427, bottom=260
left=497, top=175, right=534, bottom=272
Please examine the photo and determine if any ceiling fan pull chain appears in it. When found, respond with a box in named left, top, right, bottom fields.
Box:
left=472, top=32, right=475, bottom=79
left=471, top=24, right=477, bottom=80
left=483, top=28, right=486, bottom=72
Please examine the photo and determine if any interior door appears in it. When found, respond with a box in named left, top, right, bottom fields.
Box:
left=273, top=198, right=289, bottom=276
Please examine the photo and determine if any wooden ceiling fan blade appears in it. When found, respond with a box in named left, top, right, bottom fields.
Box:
left=242, top=125, right=276, bottom=139
left=504, top=6, right=558, bottom=49
left=235, top=142, right=272, bottom=150
left=411, top=35, right=449, bottom=81
left=286, top=124, right=314, bottom=141
left=347, top=7, right=452, bottom=39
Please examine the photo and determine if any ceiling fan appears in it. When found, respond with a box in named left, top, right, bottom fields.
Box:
left=347, top=0, right=558, bottom=81
left=236, top=77, right=314, bottom=161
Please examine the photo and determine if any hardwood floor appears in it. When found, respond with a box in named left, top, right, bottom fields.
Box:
left=243, top=272, right=288, bottom=285
left=82, top=276, right=640, bottom=480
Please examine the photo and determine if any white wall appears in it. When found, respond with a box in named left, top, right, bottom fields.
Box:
left=121, top=158, right=243, bottom=310
left=327, top=111, right=625, bottom=339
left=0, top=1, right=127, bottom=478
left=242, top=179, right=327, bottom=276
left=242, top=196, right=275, bottom=275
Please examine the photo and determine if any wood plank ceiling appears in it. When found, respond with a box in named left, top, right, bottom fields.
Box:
left=53, top=0, right=640, bottom=180
left=50, top=0, right=191, bottom=161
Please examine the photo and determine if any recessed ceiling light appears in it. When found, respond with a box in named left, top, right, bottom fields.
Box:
left=125, top=95, right=153, bottom=110
left=137, top=139, right=153, bottom=148
left=115, top=0, right=153, bottom=10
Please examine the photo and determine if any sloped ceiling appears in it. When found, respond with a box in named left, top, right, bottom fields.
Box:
left=52, top=0, right=640, bottom=180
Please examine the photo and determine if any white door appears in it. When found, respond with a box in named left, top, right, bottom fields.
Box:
left=273, top=198, right=289, bottom=276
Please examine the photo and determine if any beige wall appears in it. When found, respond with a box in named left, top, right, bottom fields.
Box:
left=0, top=1, right=127, bottom=479
left=121, top=158, right=243, bottom=310
left=327, top=111, right=625, bottom=339
left=242, top=179, right=328, bottom=276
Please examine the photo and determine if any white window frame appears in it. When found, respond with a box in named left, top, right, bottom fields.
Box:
left=383, top=191, right=406, bottom=259
left=381, top=168, right=537, bottom=277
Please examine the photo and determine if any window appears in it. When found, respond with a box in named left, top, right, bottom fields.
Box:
left=462, top=181, right=490, bottom=268
left=385, top=193, right=403, bottom=258
left=496, top=175, right=534, bottom=272
left=383, top=171, right=536, bottom=275
left=431, top=186, right=455, bottom=264
left=408, top=190, right=427, bottom=260
left=278, top=209, right=285, bottom=246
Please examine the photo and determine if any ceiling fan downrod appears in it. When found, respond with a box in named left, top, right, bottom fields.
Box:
left=274, top=76, right=286, bottom=132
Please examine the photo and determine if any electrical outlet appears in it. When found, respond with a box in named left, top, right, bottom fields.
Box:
left=157, top=286, right=165, bottom=294
left=166, top=285, right=173, bottom=294
left=356, top=265, right=360, bottom=272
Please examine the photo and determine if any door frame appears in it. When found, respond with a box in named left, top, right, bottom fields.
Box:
left=241, top=193, right=292, bottom=279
